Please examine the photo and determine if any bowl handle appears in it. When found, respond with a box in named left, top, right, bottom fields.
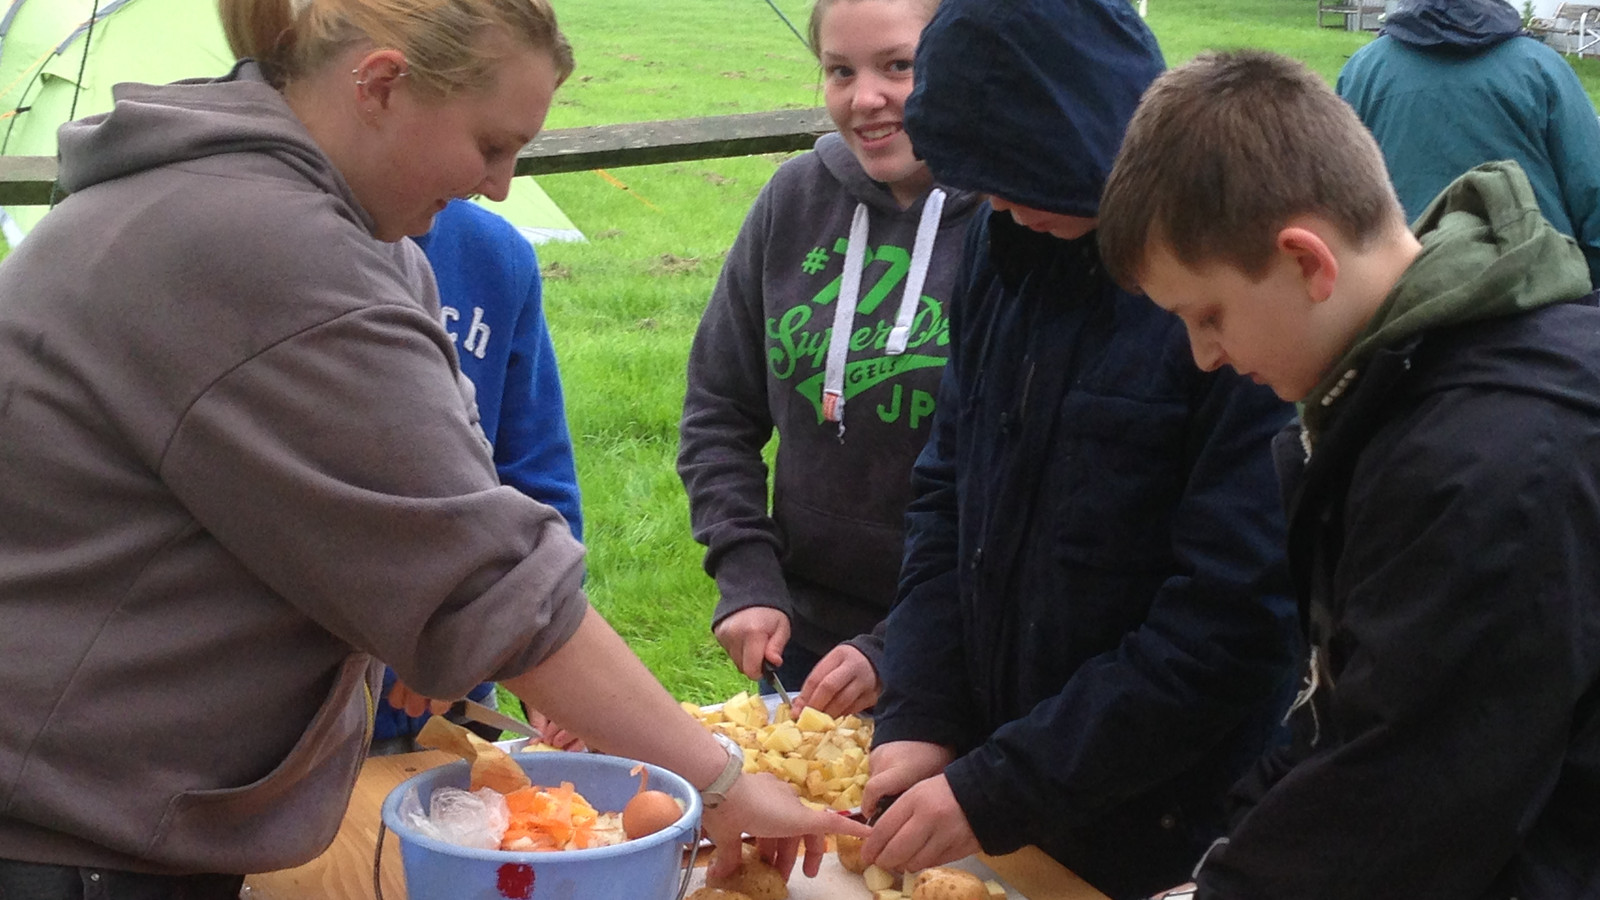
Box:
left=373, top=820, right=390, bottom=900
left=674, top=831, right=702, bottom=900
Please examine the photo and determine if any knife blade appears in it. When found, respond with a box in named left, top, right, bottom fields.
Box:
left=761, top=661, right=795, bottom=709
left=452, top=698, right=545, bottom=742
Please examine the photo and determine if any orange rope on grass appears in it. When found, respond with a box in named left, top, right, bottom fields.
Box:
left=593, top=168, right=661, bottom=211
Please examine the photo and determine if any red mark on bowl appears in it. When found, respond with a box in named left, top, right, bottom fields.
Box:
left=497, top=862, right=535, bottom=898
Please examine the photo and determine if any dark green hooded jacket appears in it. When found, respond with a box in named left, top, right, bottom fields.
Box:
left=1199, top=162, right=1600, bottom=900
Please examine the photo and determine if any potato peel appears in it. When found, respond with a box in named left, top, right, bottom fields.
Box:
left=416, top=715, right=532, bottom=794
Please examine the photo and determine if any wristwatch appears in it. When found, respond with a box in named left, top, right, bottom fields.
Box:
left=699, top=731, right=744, bottom=809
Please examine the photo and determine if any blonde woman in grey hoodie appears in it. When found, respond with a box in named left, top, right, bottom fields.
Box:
left=0, top=0, right=864, bottom=894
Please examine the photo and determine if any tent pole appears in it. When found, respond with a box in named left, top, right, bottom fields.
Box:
left=51, top=0, right=100, bottom=208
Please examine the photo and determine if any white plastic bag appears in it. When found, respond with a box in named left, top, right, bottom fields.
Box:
left=399, top=784, right=511, bottom=850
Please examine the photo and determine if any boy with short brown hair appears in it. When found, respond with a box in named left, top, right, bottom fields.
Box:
left=1101, top=49, right=1600, bottom=899
left=1098, top=50, right=1399, bottom=289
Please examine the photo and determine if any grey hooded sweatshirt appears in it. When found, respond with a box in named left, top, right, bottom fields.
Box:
left=0, top=62, right=588, bottom=873
left=678, top=133, right=981, bottom=666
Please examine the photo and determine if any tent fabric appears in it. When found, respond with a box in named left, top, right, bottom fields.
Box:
left=0, top=0, right=580, bottom=245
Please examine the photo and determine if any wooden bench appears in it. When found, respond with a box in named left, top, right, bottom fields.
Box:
left=0, top=106, right=835, bottom=207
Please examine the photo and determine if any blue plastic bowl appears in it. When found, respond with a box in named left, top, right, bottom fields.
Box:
left=379, top=751, right=702, bottom=900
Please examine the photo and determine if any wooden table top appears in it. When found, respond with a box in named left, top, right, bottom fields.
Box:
left=241, top=750, right=1108, bottom=900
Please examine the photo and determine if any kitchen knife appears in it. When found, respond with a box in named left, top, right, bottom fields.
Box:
left=761, top=661, right=796, bottom=709
left=452, top=698, right=545, bottom=742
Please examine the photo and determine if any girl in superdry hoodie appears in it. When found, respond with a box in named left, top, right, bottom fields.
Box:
left=677, top=0, right=980, bottom=715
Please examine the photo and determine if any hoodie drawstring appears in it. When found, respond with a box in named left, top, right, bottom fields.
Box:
left=822, top=188, right=948, bottom=434
left=822, top=202, right=870, bottom=428
left=888, top=189, right=946, bottom=354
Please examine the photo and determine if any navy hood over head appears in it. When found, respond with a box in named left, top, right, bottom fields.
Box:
left=905, top=0, right=1165, bottom=217
left=1382, top=0, right=1524, bottom=50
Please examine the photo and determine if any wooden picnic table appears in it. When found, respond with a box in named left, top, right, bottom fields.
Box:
left=241, top=750, right=1109, bottom=900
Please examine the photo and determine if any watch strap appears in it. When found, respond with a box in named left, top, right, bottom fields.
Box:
left=700, top=732, right=743, bottom=809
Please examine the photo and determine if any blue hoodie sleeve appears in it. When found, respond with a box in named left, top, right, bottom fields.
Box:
left=944, top=364, right=1298, bottom=851
left=490, top=247, right=584, bottom=541
left=415, top=202, right=583, bottom=540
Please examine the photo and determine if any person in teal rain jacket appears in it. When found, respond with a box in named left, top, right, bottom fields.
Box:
left=1337, top=0, right=1600, bottom=288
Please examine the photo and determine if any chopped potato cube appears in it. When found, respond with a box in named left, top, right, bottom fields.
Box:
left=837, top=784, right=863, bottom=810
left=804, top=770, right=827, bottom=796
left=684, top=691, right=874, bottom=807
left=864, top=865, right=899, bottom=892
left=795, top=706, right=837, bottom=733
left=780, top=757, right=810, bottom=783
left=760, top=723, right=803, bottom=753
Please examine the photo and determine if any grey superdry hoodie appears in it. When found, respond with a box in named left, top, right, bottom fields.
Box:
left=678, top=133, right=981, bottom=666
left=0, top=62, right=588, bottom=873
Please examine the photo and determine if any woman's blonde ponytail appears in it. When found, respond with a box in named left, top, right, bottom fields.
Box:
left=215, top=0, right=573, bottom=94
left=217, top=0, right=296, bottom=65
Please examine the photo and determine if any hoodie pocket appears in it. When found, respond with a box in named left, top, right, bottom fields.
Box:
left=1052, top=393, right=1187, bottom=571
left=773, top=493, right=902, bottom=608
left=144, top=653, right=378, bottom=872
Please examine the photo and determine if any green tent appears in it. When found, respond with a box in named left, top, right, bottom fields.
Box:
left=0, top=0, right=582, bottom=245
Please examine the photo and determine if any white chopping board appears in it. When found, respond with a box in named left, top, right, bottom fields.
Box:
left=685, top=850, right=1026, bottom=899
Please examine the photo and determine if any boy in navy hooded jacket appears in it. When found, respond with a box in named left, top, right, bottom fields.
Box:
left=858, top=3, right=1299, bottom=897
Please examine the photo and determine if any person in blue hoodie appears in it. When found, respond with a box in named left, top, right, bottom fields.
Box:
left=856, top=3, right=1300, bottom=898
left=371, top=198, right=585, bottom=750
left=1337, top=0, right=1600, bottom=288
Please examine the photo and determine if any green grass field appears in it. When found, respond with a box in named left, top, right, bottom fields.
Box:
left=523, top=1, right=824, bottom=705
left=525, top=0, right=1600, bottom=705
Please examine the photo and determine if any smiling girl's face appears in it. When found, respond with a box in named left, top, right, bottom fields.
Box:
left=817, top=0, right=936, bottom=207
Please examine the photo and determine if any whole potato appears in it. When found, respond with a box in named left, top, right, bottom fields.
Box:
left=704, top=843, right=789, bottom=900
left=910, top=867, right=987, bottom=900
left=835, top=833, right=867, bottom=873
